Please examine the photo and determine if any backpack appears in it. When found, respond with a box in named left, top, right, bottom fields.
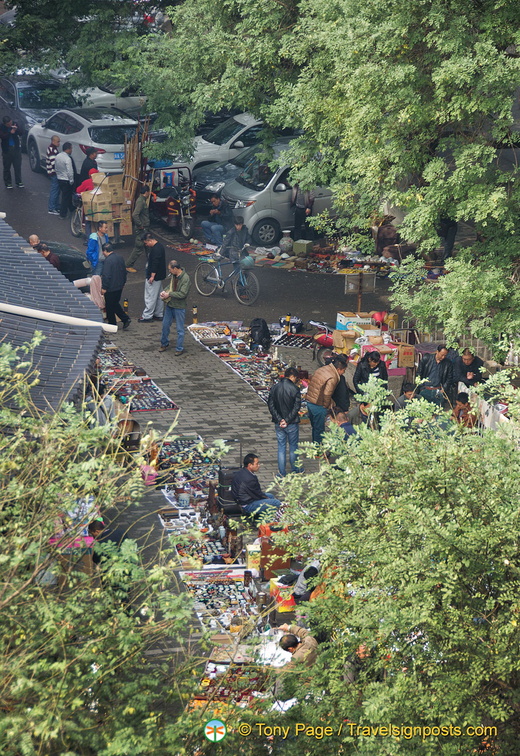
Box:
left=250, top=318, right=271, bottom=349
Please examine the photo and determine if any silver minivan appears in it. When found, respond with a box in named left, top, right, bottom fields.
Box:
left=221, top=142, right=333, bottom=245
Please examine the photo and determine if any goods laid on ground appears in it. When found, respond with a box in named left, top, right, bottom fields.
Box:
left=272, top=332, right=314, bottom=349
left=98, top=342, right=179, bottom=411
left=154, top=236, right=400, bottom=276
left=107, top=376, right=179, bottom=412
left=188, top=322, right=306, bottom=406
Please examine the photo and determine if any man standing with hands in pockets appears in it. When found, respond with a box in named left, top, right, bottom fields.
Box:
left=268, top=367, right=302, bottom=477
left=158, top=260, right=191, bottom=355
left=138, top=233, right=167, bottom=323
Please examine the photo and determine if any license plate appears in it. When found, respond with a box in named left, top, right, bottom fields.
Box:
left=114, top=152, right=125, bottom=159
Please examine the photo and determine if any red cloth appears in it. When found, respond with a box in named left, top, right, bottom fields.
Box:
left=76, top=169, right=99, bottom=194
left=76, top=178, right=94, bottom=194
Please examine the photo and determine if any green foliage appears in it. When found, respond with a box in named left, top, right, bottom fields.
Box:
left=0, top=341, right=204, bottom=755
left=7, top=0, right=520, bottom=343
left=252, top=409, right=520, bottom=754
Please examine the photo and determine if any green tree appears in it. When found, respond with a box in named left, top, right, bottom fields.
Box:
left=6, top=0, right=520, bottom=345
left=126, top=0, right=520, bottom=350
left=229, top=407, right=520, bottom=755
left=0, top=339, right=208, bottom=755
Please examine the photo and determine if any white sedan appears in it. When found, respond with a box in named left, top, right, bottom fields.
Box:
left=27, top=107, right=138, bottom=176
left=75, top=86, right=147, bottom=117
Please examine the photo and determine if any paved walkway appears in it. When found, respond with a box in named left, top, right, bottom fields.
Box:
left=112, top=322, right=316, bottom=482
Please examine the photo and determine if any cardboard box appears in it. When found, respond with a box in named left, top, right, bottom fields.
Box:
left=123, top=188, right=132, bottom=202
left=293, top=239, right=313, bottom=255
left=118, top=218, right=133, bottom=236
left=111, top=186, right=124, bottom=203
left=89, top=210, right=112, bottom=221
left=246, top=544, right=261, bottom=571
left=111, top=203, right=123, bottom=218
left=105, top=220, right=115, bottom=236
left=82, top=190, right=111, bottom=213
left=336, top=311, right=373, bottom=330
left=398, top=343, right=415, bottom=368
left=92, top=172, right=123, bottom=189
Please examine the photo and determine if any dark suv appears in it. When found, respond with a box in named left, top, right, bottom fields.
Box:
left=0, top=76, right=76, bottom=150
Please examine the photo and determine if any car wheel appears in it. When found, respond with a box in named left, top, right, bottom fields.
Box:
left=28, top=139, right=42, bottom=173
left=252, top=218, right=281, bottom=246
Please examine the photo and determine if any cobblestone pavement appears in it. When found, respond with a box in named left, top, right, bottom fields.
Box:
left=112, top=321, right=317, bottom=483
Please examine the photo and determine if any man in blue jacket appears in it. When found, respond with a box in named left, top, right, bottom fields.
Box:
left=86, top=221, right=110, bottom=275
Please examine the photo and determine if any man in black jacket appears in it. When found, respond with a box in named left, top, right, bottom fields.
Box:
left=101, top=244, right=131, bottom=329
left=220, top=216, right=250, bottom=261
left=231, top=454, right=282, bottom=518
left=417, top=345, right=453, bottom=405
left=452, top=348, right=484, bottom=388
left=353, top=351, right=389, bottom=394
left=78, top=147, right=98, bottom=183
left=138, top=233, right=167, bottom=322
left=0, top=116, right=23, bottom=188
left=268, top=367, right=302, bottom=477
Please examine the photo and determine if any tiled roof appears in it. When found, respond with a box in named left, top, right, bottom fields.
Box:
left=0, top=220, right=103, bottom=410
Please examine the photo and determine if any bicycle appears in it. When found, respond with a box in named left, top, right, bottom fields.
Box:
left=71, top=193, right=84, bottom=238
left=194, top=251, right=260, bottom=306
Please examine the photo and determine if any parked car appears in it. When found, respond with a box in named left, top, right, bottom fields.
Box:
left=49, top=66, right=148, bottom=116
left=27, top=107, right=138, bottom=175
left=0, top=76, right=77, bottom=150
left=75, top=86, right=146, bottom=117
left=195, top=108, right=240, bottom=137
left=179, top=113, right=264, bottom=171
left=45, top=241, right=90, bottom=282
left=192, top=144, right=261, bottom=212
left=221, top=140, right=334, bottom=245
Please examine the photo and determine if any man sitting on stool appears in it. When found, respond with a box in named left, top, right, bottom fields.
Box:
left=231, top=453, right=282, bottom=518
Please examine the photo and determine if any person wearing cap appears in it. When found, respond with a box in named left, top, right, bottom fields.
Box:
left=305, top=355, right=348, bottom=443
left=78, top=146, right=98, bottom=183
left=76, top=167, right=99, bottom=195
left=76, top=168, right=100, bottom=238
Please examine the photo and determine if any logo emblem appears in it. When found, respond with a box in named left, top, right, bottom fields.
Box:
left=204, top=719, right=227, bottom=742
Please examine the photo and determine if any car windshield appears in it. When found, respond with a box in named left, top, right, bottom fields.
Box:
left=204, top=118, right=245, bottom=146
left=18, top=83, right=76, bottom=110
left=236, top=154, right=276, bottom=190
left=230, top=145, right=260, bottom=168
left=88, top=125, right=138, bottom=145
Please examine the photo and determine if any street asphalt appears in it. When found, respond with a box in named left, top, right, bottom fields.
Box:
left=3, top=154, right=404, bottom=656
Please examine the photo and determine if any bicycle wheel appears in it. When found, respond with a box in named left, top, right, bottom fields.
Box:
left=233, top=270, right=259, bottom=305
left=195, top=262, right=219, bottom=296
left=71, top=208, right=83, bottom=238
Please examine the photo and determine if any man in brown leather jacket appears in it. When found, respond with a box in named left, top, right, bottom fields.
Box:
left=306, top=355, right=348, bottom=443
left=274, top=624, right=319, bottom=699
